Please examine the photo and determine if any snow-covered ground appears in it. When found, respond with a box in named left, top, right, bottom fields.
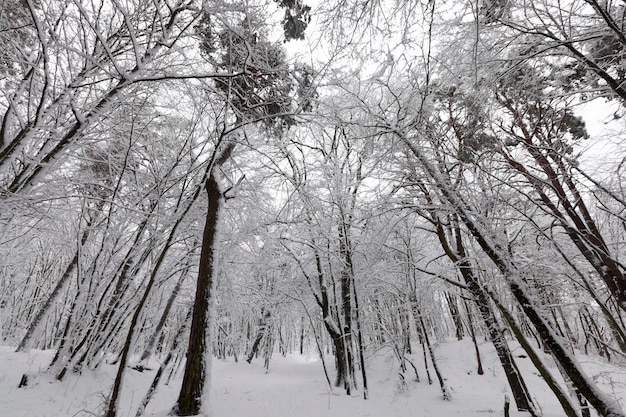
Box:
left=1, top=340, right=624, bottom=417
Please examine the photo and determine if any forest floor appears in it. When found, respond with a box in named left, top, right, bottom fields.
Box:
left=0, top=339, right=625, bottom=417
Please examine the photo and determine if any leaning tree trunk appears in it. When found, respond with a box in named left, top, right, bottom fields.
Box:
left=425, top=206, right=537, bottom=413
left=489, top=290, right=581, bottom=417
left=498, top=119, right=626, bottom=314
left=459, top=262, right=537, bottom=415
left=174, top=142, right=233, bottom=416
left=16, top=201, right=103, bottom=352
left=399, top=131, right=626, bottom=417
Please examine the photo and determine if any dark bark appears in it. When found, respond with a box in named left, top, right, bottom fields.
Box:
left=497, top=103, right=626, bottom=314
left=482, top=232, right=623, bottom=417
left=461, top=265, right=535, bottom=414
left=173, top=171, right=223, bottom=416
left=330, top=329, right=348, bottom=391
left=401, top=306, right=412, bottom=354
left=480, top=229, right=623, bottom=416
left=285, top=225, right=355, bottom=394
left=312, top=246, right=353, bottom=394
left=351, top=256, right=368, bottom=399
left=504, top=395, right=511, bottom=417
left=299, top=317, right=305, bottom=355
left=337, top=221, right=356, bottom=390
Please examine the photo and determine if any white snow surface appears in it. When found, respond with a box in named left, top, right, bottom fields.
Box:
left=1, top=340, right=625, bottom=417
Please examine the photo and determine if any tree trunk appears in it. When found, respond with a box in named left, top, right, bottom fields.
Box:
left=426, top=210, right=536, bottom=413
left=352, top=263, right=368, bottom=399
left=135, top=306, right=194, bottom=417
left=103, top=194, right=199, bottom=417
left=173, top=168, right=225, bottom=416
left=399, top=134, right=626, bottom=417
left=489, top=291, right=582, bottom=417
left=338, top=221, right=356, bottom=391
left=299, top=317, right=305, bottom=355
left=247, top=309, right=271, bottom=363
left=499, top=138, right=626, bottom=314
left=463, top=270, right=536, bottom=414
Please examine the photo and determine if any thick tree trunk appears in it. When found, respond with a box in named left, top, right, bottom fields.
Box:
left=352, top=271, right=368, bottom=399
left=338, top=221, right=356, bottom=391
left=309, top=244, right=355, bottom=395
left=329, top=327, right=350, bottom=391
left=173, top=171, right=223, bottom=416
